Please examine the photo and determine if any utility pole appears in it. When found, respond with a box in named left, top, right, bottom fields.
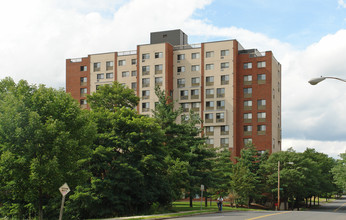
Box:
left=278, top=161, right=280, bottom=211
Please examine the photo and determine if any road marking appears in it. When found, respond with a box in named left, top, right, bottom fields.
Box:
left=334, top=203, right=345, bottom=212
left=246, top=211, right=291, bottom=220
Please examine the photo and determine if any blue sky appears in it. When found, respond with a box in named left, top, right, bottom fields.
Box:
left=192, top=0, right=346, bottom=49
left=0, top=0, right=346, bottom=158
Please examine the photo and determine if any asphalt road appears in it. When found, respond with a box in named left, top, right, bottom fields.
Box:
left=176, top=196, right=346, bottom=220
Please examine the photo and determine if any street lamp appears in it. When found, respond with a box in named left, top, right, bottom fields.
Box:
left=308, top=76, right=346, bottom=85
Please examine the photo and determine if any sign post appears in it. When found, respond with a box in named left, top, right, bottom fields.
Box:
left=200, top=185, right=204, bottom=211
left=59, top=183, right=70, bottom=220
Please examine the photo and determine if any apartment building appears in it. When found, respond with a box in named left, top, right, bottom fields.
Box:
left=66, top=29, right=282, bottom=159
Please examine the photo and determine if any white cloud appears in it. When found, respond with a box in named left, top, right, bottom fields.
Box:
left=338, top=0, right=346, bottom=8
left=283, top=138, right=346, bottom=159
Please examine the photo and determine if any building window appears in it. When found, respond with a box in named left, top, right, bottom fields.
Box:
left=221, top=125, right=229, bottom=135
left=191, top=89, right=199, bottom=99
left=191, top=65, right=200, bottom=71
left=216, top=113, right=225, bottom=122
left=80, top=77, right=87, bottom=86
left=258, top=74, right=266, bottom=80
left=106, top=61, right=114, bottom=71
left=106, top=73, right=113, bottom=79
left=142, top=66, right=150, bottom=75
left=122, top=71, right=129, bottom=77
left=142, top=78, right=150, bottom=87
left=131, top=70, right=137, bottom=76
left=80, top=99, right=87, bottom=105
left=206, top=138, right=214, bottom=146
left=244, top=100, right=252, bottom=110
left=191, top=102, right=200, bottom=111
left=244, top=113, right=252, bottom=122
left=155, top=64, right=163, bottom=74
left=97, top=73, right=104, bottom=79
left=181, top=103, right=189, bottom=112
left=244, top=138, right=252, bottom=145
left=118, top=60, right=126, bottom=66
left=205, top=126, right=214, bottom=135
left=205, top=113, right=213, bottom=123
left=155, top=77, right=163, bottom=86
left=180, top=90, right=188, bottom=100
left=244, top=88, right=252, bottom=97
left=244, top=62, right=252, bottom=69
left=258, top=99, right=266, bottom=108
left=177, top=54, right=185, bottom=60
left=191, top=77, right=200, bottom=86
left=94, top=62, right=101, bottom=71
left=206, top=89, right=214, bottom=98
left=244, top=75, right=252, bottom=82
left=221, top=62, right=229, bottom=69
left=217, top=88, right=225, bottom=98
left=221, top=75, right=229, bottom=85
left=257, top=61, right=266, bottom=68
left=142, top=102, right=150, bottom=112
left=257, top=112, right=266, bottom=122
left=142, top=53, right=150, bottom=60
left=217, top=100, right=225, bottom=110
left=257, top=125, right=266, bottom=133
left=206, top=51, right=214, bottom=58
left=80, top=88, right=87, bottom=97
left=131, top=82, right=137, bottom=91
left=191, top=52, right=200, bottom=59
left=206, top=76, right=214, bottom=86
left=244, top=125, right=252, bottom=132
left=177, top=78, right=185, bottom=88
left=221, top=49, right=229, bottom=56
left=181, top=114, right=190, bottom=122
left=221, top=138, right=229, bottom=147
left=142, top=90, right=150, bottom=99
left=206, top=64, right=214, bottom=70
left=80, top=66, right=87, bottom=71
left=206, top=101, right=214, bottom=110
left=177, top=66, right=185, bottom=73
left=131, top=59, right=137, bottom=65
left=155, top=52, right=163, bottom=58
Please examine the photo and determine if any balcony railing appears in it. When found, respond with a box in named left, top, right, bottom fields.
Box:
left=173, top=43, right=201, bottom=50
left=118, top=50, right=137, bottom=56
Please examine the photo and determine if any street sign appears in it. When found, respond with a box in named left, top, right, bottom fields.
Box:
left=201, top=184, right=204, bottom=191
left=59, top=183, right=70, bottom=196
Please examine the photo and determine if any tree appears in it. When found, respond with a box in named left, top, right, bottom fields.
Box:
left=152, top=87, right=216, bottom=207
left=0, top=78, right=95, bottom=219
left=87, top=81, right=139, bottom=111
left=332, top=153, right=346, bottom=193
left=66, top=84, right=171, bottom=219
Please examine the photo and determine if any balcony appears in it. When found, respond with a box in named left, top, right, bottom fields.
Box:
left=142, top=71, right=150, bottom=76
left=177, top=83, right=185, bottom=88
left=155, top=70, right=162, bottom=75
left=206, top=81, right=214, bottom=86
left=244, top=93, right=252, bottom=98
left=258, top=118, right=266, bottom=123
left=216, top=118, right=224, bottom=123
left=258, top=105, right=266, bottom=110
left=191, top=95, right=199, bottom=100
left=80, top=82, right=87, bottom=86
left=258, top=131, right=266, bottom=135
left=155, top=82, right=163, bottom=86
left=217, top=93, right=225, bottom=98
left=180, top=95, right=188, bottom=100
left=221, top=130, right=229, bottom=135
left=221, top=80, right=229, bottom=85
left=191, top=82, right=200, bottom=87
left=142, top=108, right=150, bottom=112
left=206, top=106, right=214, bottom=111
left=106, top=66, right=113, bottom=71
left=191, top=107, right=200, bottom=112
left=206, top=94, right=214, bottom=99
left=205, top=118, right=213, bottom=123
left=206, top=131, right=214, bottom=136
left=244, top=131, right=252, bottom=136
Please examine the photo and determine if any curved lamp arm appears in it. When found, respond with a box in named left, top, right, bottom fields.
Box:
left=308, top=76, right=346, bottom=85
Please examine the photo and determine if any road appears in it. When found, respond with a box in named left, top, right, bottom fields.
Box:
left=175, top=196, right=346, bottom=220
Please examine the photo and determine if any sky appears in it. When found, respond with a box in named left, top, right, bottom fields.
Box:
left=1, top=0, right=346, bottom=158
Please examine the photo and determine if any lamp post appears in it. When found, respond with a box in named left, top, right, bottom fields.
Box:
left=308, top=76, right=346, bottom=85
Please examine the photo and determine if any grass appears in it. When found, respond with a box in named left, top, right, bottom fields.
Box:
left=98, top=201, right=263, bottom=220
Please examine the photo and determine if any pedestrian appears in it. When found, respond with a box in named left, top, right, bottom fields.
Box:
left=217, top=196, right=223, bottom=211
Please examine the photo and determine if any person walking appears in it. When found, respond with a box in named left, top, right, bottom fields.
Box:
left=217, top=196, right=223, bottom=212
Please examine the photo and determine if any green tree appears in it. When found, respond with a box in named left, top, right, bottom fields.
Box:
left=332, top=153, right=346, bottom=193
left=66, top=84, right=170, bottom=219
left=0, top=78, right=95, bottom=219
left=152, top=87, right=216, bottom=207
left=87, top=81, right=139, bottom=111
